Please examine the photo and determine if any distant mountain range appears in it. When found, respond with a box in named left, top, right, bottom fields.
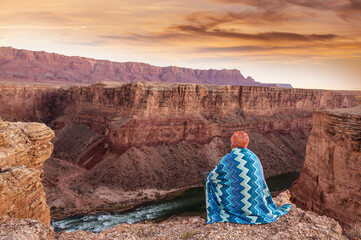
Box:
left=0, top=47, right=292, bottom=87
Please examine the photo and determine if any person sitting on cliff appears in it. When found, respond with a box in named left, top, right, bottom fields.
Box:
left=206, top=131, right=291, bottom=224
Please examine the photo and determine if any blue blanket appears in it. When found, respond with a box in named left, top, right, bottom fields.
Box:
left=206, top=148, right=291, bottom=224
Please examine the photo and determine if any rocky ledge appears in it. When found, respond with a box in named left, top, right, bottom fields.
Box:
left=0, top=119, right=54, bottom=226
left=0, top=190, right=348, bottom=240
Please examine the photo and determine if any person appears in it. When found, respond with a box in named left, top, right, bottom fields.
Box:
left=206, top=131, right=291, bottom=224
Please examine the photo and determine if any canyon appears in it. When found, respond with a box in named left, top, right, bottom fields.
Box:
left=0, top=81, right=359, bottom=218
left=0, top=106, right=356, bottom=239
left=291, top=105, right=361, bottom=227
left=0, top=47, right=291, bottom=87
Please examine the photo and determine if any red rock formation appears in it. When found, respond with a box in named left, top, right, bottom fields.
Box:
left=53, top=82, right=357, bottom=155
left=291, top=106, right=361, bottom=226
left=0, top=84, right=65, bottom=123
left=0, top=121, right=55, bottom=170
left=0, top=82, right=359, bottom=218
left=43, top=82, right=358, bottom=217
left=0, top=120, right=54, bottom=226
left=0, top=47, right=289, bottom=87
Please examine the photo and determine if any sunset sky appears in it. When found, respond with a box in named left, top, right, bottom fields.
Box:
left=0, top=0, right=360, bottom=90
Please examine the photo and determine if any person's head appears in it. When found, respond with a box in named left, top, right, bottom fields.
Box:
left=231, top=131, right=249, bottom=149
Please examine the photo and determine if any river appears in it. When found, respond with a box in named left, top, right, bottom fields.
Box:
left=52, top=172, right=300, bottom=233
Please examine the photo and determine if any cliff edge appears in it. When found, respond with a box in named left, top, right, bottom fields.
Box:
left=0, top=118, right=54, bottom=226
left=0, top=190, right=348, bottom=240
left=291, top=105, right=361, bottom=227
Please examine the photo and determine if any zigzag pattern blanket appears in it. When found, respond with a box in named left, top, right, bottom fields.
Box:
left=206, top=147, right=291, bottom=224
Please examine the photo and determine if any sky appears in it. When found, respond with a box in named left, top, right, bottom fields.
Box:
left=0, top=0, right=360, bottom=90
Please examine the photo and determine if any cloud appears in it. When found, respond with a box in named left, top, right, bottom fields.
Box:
left=336, top=0, right=361, bottom=20
left=206, top=0, right=334, bottom=9
left=196, top=45, right=304, bottom=52
left=54, top=40, right=105, bottom=46
left=101, top=29, right=338, bottom=45
left=194, top=42, right=361, bottom=61
left=182, top=10, right=304, bottom=27
left=0, top=10, right=72, bottom=26
left=207, top=0, right=361, bottom=19
left=170, top=24, right=338, bottom=42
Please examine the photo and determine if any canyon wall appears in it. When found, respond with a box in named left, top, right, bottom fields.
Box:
left=53, top=82, right=357, bottom=155
left=0, top=47, right=290, bottom=87
left=0, top=82, right=359, bottom=218
left=0, top=119, right=54, bottom=226
left=0, top=84, right=65, bottom=123
left=45, top=83, right=358, bottom=217
left=291, top=106, right=361, bottom=226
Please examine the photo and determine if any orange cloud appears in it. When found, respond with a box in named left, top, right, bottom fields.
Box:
left=0, top=0, right=360, bottom=89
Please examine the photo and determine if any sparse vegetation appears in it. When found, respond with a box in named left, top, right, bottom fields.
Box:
left=181, top=230, right=198, bottom=239
left=155, top=191, right=161, bottom=199
left=136, top=227, right=155, bottom=238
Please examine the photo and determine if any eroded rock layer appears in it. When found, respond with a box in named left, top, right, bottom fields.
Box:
left=291, top=106, right=361, bottom=226
left=0, top=46, right=291, bottom=87
left=0, top=120, right=54, bottom=226
left=0, top=83, right=67, bottom=123
left=0, top=82, right=359, bottom=218
left=0, top=121, right=55, bottom=170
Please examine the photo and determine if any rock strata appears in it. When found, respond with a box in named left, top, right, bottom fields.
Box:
left=291, top=105, right=361, bottom=226
left=0, top=166, right=50, bottom=227
left=0, top=120, right=54, bottom=226
left=0, top=121, right=55, bottom=170
left=0, top=46, right=289, bottom=87
left=0, top=82, right=359, bottom=218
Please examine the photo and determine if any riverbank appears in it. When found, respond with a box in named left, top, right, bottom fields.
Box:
left=52, top=187, right=206, bottom=233
left=46, top=156, right=203, bottom=220
left=51, top=172, right=301, bottom=233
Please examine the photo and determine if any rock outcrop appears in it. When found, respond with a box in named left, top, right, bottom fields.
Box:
left=0, top=47, right=289, bottom=87
left=0, top=219, right=55, bottom=240
left=291, top=106, right=361, bottom=226
left=0, top=119, right=54, bottom=226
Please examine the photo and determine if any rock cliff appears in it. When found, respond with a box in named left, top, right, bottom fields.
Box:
left=0, top=47, right=289, bottom=87
left=0, top=82, right=359, bottom=218
left=44, top=82, right=358, bottom=217
left=0, top=119, right=54, bottom=226
left=291, top=105, right=361, bottom=226
left=0, top=84, right=65, bottom=123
